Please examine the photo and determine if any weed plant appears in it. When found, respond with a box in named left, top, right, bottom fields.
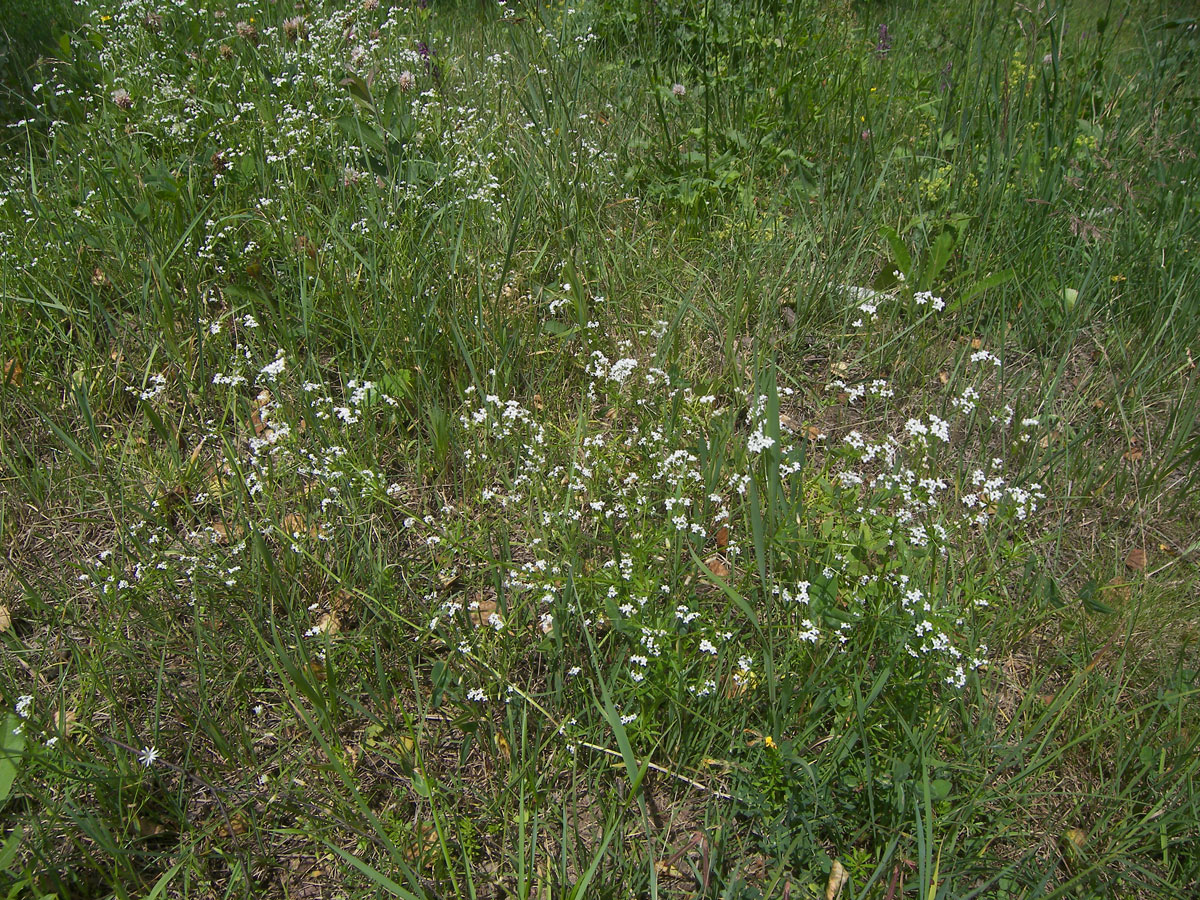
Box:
left=0, top=0, right=1197, bottom=898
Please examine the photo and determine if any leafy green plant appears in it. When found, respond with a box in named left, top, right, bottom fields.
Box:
left=1, top=0, right=1198, bottom=897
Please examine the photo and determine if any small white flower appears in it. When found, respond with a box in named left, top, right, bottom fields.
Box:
left=747, top=427, right=775, bottom=454
left=138, top=746, right=160, bottom=767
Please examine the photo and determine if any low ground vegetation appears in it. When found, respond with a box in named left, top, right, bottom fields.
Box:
left=0, top=0, right=1197, bottom=897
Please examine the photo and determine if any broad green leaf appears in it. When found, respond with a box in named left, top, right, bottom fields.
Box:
left=0, top=714, right=25, bottom=804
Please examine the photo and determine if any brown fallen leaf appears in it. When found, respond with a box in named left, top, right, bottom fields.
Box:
left=403, top=821, right=440, bottom=866
left=726, top=670, right=761, bottom=699
left=1038, top=430, right=1063, bottom=449
left=0, top=605, right=11, bottom=633
left=55, top=709, right=77, bottom=736
left=211, top=521, right=244, bottom=545
left=469, top=598, right=502, bottom=628
left=132, top=814, right=171, bottom=838
left=2, top=359, right=22, bottom=387
left=1125, top=547, right=1148, bottom=571
left=826, top=859, right=850, bottom=900
left=221, top=816, right=249, bottom=838
left=329, top=589, right=359, bottom=628
left=1060, top=827, right=1088, bottom=873
left=937, top=371, right=950, bottom=385
left=316, top=612, right=340, bottom=635
left=494, top=732, right=511, bottom=762
left=825, top=859, right=854, bottom=900
left=250, top=389, right=273, bottom=434
left=281, top=514, right=324, bottom=541
left=714, top=525, right=729, bottom=549
left=655, top=860, right=688, bottom=879
left=1123, top=438, right=1144, bottom=462
left=704, top=555, right=731, bottom=578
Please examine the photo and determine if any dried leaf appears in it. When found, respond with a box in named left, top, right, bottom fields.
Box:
left=0, top=605, right=10, bottom=633
left=1060, top=827, right=1088, bottom=873
left=937, top=370, right=950, bottom=385
left=329, top=589, right=359, bottom=628
left=316, top=612, right=340, bottom=635
left=805, top=424, right=824, bottom=442
left=250, top=389, right=273, bottom=436
left=221, top=816, right=249, bottom=838
left=281, top=514, right=323, bottom=541
left=654, top=860, right=687, bottom=879
left=2, top=359, right=22, bottom=387
left=1123, top=440, right=1143, bottom=462
left=211, top=522, right=244, bottom=545
left=403, top=821, right=440, bottom=865
left=970, top=337, right=983, bottom=350
left=826, top=859, right=850, bottom=900
left=1125, top=547, right=1147, bottom=571
left=133, top=815, right=170, bottom=838
left=726, top=671, right=760, bottom=699
left=714, top=525, right=729, bottom=549
left=704, top=555, right=731, bottom=578
left=469, top=598, right=502, bottom=628
left=494, top=732, right=511, bottom=761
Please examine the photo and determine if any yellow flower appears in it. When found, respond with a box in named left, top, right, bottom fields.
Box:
left=764, top=735, right=777, bottom=750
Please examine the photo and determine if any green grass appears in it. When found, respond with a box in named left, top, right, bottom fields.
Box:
left=0, top=0, right=1197, bottom=897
